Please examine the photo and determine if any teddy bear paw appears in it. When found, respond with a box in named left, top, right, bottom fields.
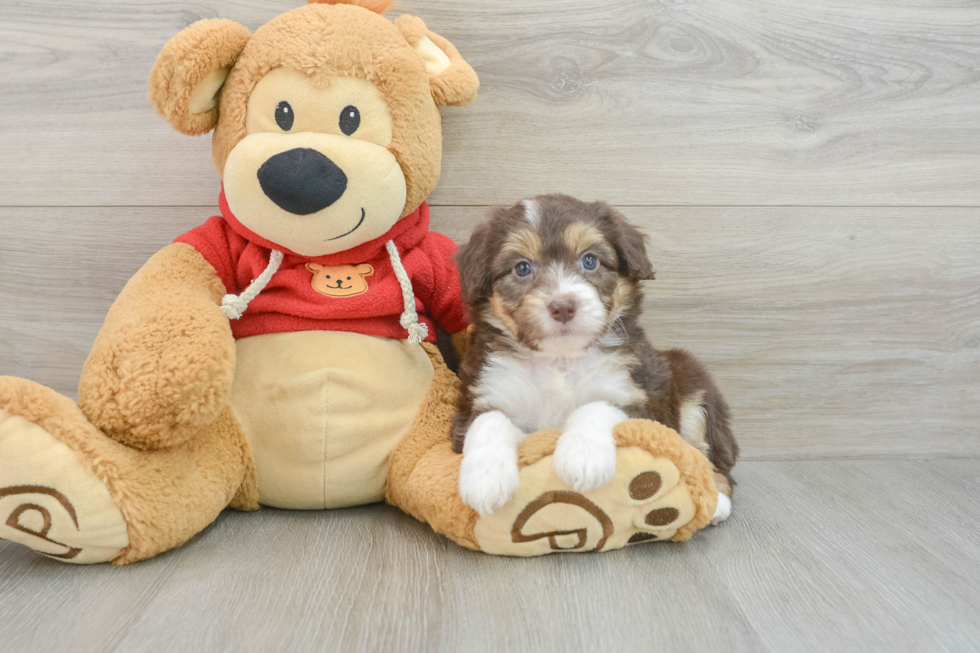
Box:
left=471, top=442, right=716, bottom=556
left=0, top=403, right=129, bottom=564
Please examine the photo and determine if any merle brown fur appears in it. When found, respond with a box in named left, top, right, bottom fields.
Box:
left=452, top=194, right=738, bottom=489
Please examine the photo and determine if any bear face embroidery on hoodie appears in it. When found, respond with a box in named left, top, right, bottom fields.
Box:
left=306, top=262, right=374, bottom=297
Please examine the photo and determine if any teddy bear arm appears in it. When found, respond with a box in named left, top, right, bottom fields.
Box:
left=77, top=243, right=236, bottom=451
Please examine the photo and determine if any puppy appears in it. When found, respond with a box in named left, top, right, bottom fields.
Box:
left=452, top=194, right=738, bottom=522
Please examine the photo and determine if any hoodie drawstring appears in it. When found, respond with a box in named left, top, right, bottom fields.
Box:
left=220, top=243, right=428, bottom=346
left=221, top=250, right=284, bottom=320
left=384, top=239, right=429, bottom=346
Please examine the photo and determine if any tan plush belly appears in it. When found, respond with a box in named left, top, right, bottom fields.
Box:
left=231, top=331, right=434, bottom=509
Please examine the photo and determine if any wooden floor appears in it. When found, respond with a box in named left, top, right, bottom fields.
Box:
left=1, top=0, right=978, bottom=651
left=2, top=460, right=979, bottom=652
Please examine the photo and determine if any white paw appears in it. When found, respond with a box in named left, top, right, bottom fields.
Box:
left=711, top=492, right=732, bottom=525
left=458, top=451, right=520, bottom=516
left=552, top=428, right=617, bottom=493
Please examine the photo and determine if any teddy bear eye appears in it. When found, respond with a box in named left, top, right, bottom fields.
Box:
left=339, top=105, right=360, bottom=135
left=275, top=101, right=294, bottom=131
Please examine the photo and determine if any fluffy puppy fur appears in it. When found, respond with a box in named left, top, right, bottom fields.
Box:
left=452, top=194, right=738, bottom=519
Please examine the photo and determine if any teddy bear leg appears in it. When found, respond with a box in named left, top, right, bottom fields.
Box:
left=387, top=352, right=719, bottom=555
left=471, top=422, right=719, bottom=555
left=385, top=343, right=481, bottom=549
left=0, top=376, right=255, bottom=564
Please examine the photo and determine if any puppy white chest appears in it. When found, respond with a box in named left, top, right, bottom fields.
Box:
left=473, top=348, right=643, bottom=433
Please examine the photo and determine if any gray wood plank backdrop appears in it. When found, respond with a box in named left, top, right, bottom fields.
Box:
left=1, top=0, right=979, bottom=460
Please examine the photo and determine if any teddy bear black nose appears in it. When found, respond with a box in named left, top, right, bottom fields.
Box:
left=257, top=148, right=348, bottom=215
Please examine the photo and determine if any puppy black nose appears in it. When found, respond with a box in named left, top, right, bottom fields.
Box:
left=548, top=299, right=577, bottom=323
left=257, top=148, right=348, bottom=215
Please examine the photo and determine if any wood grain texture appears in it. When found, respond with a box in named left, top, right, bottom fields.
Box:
left=1, top=460, right=978, bottom=653
left=2, top=205, right=978, bottom=459
left=0, top=0, right=978, bottom=206
left=1, top=3, right=978, bottom=650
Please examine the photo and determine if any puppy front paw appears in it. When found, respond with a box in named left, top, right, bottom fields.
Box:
left=458, top=452, right=520, bottom=516
left=553, top=428, right=617, bottom=493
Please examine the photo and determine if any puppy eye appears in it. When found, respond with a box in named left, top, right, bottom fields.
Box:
left=514, top=260, right=533, bottom=277
left=339, top=105, right=360, bottom=135
left=275, top=101, right=294, bottom=131
left=581, top=254, right=598, bottom=270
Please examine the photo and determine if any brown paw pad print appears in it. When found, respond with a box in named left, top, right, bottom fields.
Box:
left=629, top=471, right=662, bottom=500
left=0, top=485, right=82, bottom=559
left=624, top=470, right=685, bottom=546
left=510, top=490, right=614, bottom=552
left=472, top=447, right=698, bottom=555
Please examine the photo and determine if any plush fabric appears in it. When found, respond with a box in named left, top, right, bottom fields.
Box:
left=308, top=0, right=396, bottom=12
left=386, top=347, right=719, bottom=555
left=394, top=16, right=480, bottom=108
left=0, top=408, right=129, bottom=564
left=147, top=19, right=251, bottom=136
left=386, top=343, right=482, bottom=550
left=210, top=4, right=467, bottom=218
left=78, top=243, right=236, bottom=451
left=473, top=446, right=701, bottom=555
left=513, top=420, right=718, bottom=543
left=231, top=331, right=434, bottom=509
left=0, top=377, right=255, bottom=564
left=0, top=0, right=718, bottom=566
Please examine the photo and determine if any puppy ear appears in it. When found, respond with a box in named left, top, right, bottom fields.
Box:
left=148, top=19, right=251, bottom=136
left=394, top=16, right=479, bottom=107
left=455, top=222, right=494, bottom=304
left=607, top=207, right=656, bottom=281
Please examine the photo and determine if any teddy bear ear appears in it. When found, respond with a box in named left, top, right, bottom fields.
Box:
left=148, top=19, right=251, bottom=136
left=394, top=15, right=479, bottom=107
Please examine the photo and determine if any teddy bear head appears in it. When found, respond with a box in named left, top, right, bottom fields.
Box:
left=148, top=0, right=478, bottom=257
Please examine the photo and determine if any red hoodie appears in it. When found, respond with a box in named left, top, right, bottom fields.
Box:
left=174, top=191, right=469, bottom=342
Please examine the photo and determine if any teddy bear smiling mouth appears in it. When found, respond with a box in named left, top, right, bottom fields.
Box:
left=325, top=207, right=366, bottom=241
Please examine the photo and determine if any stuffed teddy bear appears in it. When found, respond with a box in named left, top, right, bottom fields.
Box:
left=0, top=0, right=719, bottom=564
